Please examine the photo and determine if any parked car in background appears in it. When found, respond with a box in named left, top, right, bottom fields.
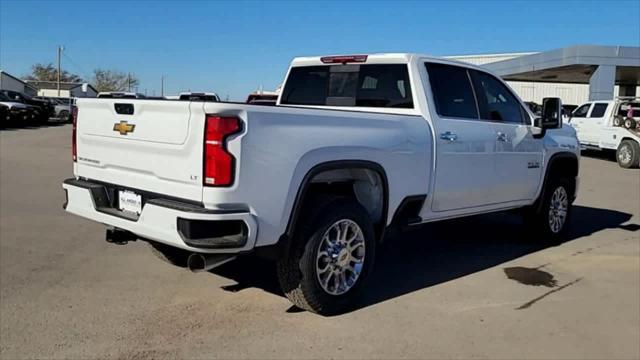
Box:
left=568, top=97, right=640, bottom=168
left=97, top=92, right=146, bottom=99
left=33, top=96, right=58, bottom=106
left=63, top=53, right=579, bottom=315
left=561, top=104, right=577, bottom=122
left=33, top=96, right=71, bottom=122
left=0, top=92, right=32, bottom=126
left=525, top=101, right=541, bottom=116
left=563, top=104, right=578, bottom=115
left=178, top=92, right=220, bottom=102
left=0, top=90, right=53, bottom=124
left=0, top=103, right=7, bottom=124
left=246, top=92, right=278, bottom=106
left=53, top=98, right=73, bottom=121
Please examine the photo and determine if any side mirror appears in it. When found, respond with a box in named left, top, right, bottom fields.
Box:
left=532, top=97, right=562, bottom=138
left=539, top=97, right=563, bottom=129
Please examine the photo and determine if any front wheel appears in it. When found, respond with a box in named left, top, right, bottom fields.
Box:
left=277, top=197, right=376, bottom=315
left=524, top=177, right=573, bottom=243
left=616, top=140, right=640, bottom=168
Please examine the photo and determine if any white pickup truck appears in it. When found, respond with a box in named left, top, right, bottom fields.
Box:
left=568, top=97, right=640, bottom=168
left=63, top=54, right=580, bottom=314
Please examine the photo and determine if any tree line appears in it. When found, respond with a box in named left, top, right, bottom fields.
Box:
left=24, top=63, right=140, bottom=93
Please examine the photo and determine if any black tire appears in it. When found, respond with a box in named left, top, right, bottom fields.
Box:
left=277, top=196, right=376, bottom=315
left=616, top=140, right=640, bottom=169
left=58, top=110, right=69, bottom=122
left=523, top=177, right=573, bottom=244
left=147, top=241, right=189, bottom=267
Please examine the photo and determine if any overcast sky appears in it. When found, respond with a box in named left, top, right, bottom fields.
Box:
left=1, top=0, right=639, bottom=100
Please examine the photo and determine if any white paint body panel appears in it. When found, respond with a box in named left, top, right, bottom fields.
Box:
left=65, top=53, right=580, bottom=253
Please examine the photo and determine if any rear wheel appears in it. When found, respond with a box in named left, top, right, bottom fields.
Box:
left=616, top=140, right=640, bottom=168
left=58, top=110, right=70, bottom=122
left=277, top=196, right=376, bottom=315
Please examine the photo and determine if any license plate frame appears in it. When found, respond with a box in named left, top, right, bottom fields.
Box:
left=118, top=190, right=142, bottom=215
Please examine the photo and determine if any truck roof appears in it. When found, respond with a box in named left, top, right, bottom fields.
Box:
left=290, top=53, right=476, bottom=68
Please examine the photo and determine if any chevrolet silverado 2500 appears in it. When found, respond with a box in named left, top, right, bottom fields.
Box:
left=63, top=54, right=579, bottom=314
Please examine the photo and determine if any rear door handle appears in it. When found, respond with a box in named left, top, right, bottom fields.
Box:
left=496, top=132, right=508, bottom=142
left=440, top=131, right=458, bottom=142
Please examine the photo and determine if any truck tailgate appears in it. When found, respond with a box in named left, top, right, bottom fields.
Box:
left=74, top=98, right=206, bottom=202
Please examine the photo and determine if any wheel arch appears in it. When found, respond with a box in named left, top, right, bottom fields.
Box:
left=619, top=136, right=640, bottom=145
left=260, top=160, right=389, bottom=260
left=287, top=160, right=389, bottom=237
left=536, top=152, right=579, bottom=211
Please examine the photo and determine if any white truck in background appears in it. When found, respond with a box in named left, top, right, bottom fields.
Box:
left=178, top=92, right=221, bottom=102
left=63, top=53, right=579, bottom=315
left=569, top=97, right=640, bottom=168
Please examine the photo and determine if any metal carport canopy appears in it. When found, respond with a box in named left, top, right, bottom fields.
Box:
left=482, top=45, right=640, bottom=85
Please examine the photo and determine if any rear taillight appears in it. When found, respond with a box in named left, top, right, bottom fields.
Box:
left=203, top=115, right=241, bottom=187
left=72, top=106, right=78, bottom=162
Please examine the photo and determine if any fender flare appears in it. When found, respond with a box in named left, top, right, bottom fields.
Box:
left=285, top=160, right=389, bottom=238
left=261, top=160, right=389, bottom=259
left=534, top=152, right=579, bottom=211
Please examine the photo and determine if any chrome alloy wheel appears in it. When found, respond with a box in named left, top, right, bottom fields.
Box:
left=618, top=144, right=632, bottom=165
left=315, top=219, right=366, bottom=296
left=548, top=186, right=569, bottom=234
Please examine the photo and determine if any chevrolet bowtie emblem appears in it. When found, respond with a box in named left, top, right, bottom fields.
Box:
left=113, top=121, right=135, bottom=135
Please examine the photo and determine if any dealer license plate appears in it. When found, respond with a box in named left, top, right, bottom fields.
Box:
left=118, top=190, right=142, bottom=214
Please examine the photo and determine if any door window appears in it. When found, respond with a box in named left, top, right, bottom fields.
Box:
left=589, top=103, right=608, bottom=118
left=470, top=70, right=525, bottom=124
left=425, top=63, right=478, bottom=119
left=572, top=104, right=591, bottom=118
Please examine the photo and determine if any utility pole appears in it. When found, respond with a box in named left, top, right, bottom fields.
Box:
left=127, top=73, right=131, bottom=92
left=161, top=75, right=165, bottom=97
left=57, top=46, right=64, bottom=97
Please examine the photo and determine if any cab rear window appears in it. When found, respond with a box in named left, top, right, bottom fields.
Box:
left=281, top=64, right=413, bottom=108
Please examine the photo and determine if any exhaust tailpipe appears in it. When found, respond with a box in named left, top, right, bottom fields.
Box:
left=187, top=253, right=236, bottom=272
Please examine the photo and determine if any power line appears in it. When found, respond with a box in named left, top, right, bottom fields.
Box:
left=60, top=51, right=92, bottom=81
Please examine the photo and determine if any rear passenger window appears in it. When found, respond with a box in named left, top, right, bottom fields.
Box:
left=589, top=103, right=608, bottom=118
left=425, top=63, right=478, bottom=119
left=572, top=104, right=591, bottom=118
left=470, top=70, right=525, bottom=123
left=281, top=66, right=329, bottom=106
left=281, top=64, right=413, bottom=108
